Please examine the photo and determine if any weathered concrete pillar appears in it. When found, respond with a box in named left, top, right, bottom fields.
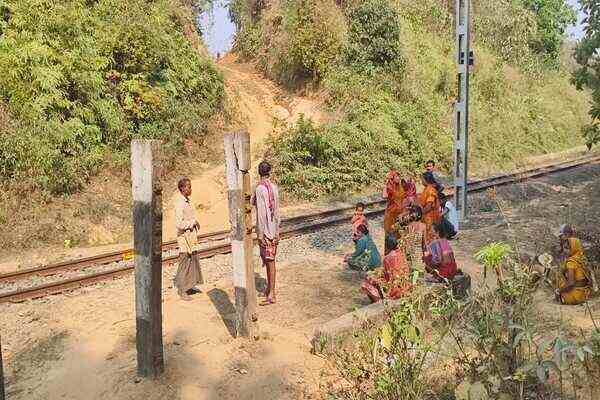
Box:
left=224, top=131, right=258, bottom=338
left=131, top=140, right=164, bottom=378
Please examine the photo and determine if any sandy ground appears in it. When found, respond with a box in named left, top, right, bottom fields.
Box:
left=2, top=161, right=600, bottom=399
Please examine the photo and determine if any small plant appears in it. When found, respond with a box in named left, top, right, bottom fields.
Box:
left=475, top=242, right=512, bottom=282
left=329, top=288, right=459, bottom=399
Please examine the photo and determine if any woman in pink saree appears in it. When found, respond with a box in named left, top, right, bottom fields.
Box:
left=423, top=223, right=457, bottom=282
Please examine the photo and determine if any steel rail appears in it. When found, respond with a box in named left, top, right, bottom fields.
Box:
left=1, top=153, right=599, bottom=303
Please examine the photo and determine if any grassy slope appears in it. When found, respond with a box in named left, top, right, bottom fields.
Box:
left=235, top=0, right=591, bottom=199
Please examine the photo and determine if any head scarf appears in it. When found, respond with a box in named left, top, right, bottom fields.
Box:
left=386, top=170, right=402, bottom=203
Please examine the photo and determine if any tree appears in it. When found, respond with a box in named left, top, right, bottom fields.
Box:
left=573, top=0, right=600, bottom=148
left=521, top=0, right=577, bottom=64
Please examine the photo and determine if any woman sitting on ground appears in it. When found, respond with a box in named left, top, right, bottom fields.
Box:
left=423, top=222, right=458, bottom=283
left=362, top=235, right=412, bottom=303
left=344, top=224, right=381, bottom=272
left=555, top=225, right=592, bottom=305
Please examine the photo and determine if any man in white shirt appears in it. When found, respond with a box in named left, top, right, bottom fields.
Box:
left=252, top=161, right=281, bottom=306
left=174, top=177, right=203, bottom=301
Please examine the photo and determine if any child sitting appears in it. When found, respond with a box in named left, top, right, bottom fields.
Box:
left=351, top=202, right=368, bottom=242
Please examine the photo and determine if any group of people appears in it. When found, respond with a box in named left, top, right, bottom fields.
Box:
left=345, top=161, right=461, bottom=303
left=173, top=161, right=281, bottom=305
left=172, top=158, right=594, bottom=308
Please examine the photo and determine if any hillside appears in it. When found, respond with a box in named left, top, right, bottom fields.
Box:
left=231, top=0, right=591, bottom=198
left=0, top=0, right=592, bottom=262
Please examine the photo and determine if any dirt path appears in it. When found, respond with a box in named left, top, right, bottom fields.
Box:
left=2, top=237, right=367, bottom=400
left=162, top=54, right=327, bottom=240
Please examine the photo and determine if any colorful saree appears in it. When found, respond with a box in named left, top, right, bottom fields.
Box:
left=362, top=248, right=412, bottom=302
left=558, top=237, right=591, bottom=305
left=423, top=238, right=457, bottom=281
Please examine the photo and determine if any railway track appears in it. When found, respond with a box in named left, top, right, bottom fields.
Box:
left=1, top=153, right=599, bottom=303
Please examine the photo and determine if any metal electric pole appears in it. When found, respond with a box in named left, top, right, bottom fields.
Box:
left=454, top=0, right=472, bottom=222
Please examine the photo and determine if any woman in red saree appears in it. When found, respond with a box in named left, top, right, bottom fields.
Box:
left=419, top=172, right=442, bottom=245
left=383, top=171, right=405, bottom=255
left=362, top=235, right=412, bottom=303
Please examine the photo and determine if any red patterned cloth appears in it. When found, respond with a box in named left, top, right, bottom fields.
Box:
left=423, top=239, right=457, bottom=281
left=362, top=248, right=412, bottom=302
left=259, top=238, right=278, bottom=262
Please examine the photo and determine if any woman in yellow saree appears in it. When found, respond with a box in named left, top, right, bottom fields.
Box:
left=555, top=225, right=592, bottom=305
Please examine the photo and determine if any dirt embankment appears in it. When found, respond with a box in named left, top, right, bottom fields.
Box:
left=161, top=54, right=327, bottom=240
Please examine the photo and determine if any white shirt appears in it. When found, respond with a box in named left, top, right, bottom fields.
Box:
left=174, top=192, right=198, bottom=236
left=252, top=179, right=280, bottom=240
left=444, top=200, right=459, bottom=232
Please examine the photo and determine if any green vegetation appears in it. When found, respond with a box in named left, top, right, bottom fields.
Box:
left=520, top=0, right=577, bottom=65
left=0, top=0, right=225, bottom=194
left=232, top=0, right=590, bottom=199
left=327, top=242, right=600, bottom=399
left=573, top=0, right=600, bottom=149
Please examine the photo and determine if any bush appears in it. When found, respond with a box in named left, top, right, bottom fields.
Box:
left=473, top=0, right=539, bottom=67
left=573, top=0, right=600, bottom=149
left=344, top=0, right=405, bottom=75
left=0, top=0, right=225, bottom=194
left=520, top=0, right=577, bottom=65
left=232, top=0, right=347, bottom=85
left=474, top=0, right=575, bottom=68
left=271, top=93, right=441, bottom=198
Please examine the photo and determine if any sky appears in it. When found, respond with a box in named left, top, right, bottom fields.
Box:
left=567, top=0, right=586, bottom=40
left=197, top=0, right=236, bottom=57
left=196, top=0, right=588, bottom=58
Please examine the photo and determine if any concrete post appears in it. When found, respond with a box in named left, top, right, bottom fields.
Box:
left=131, top=140, right=164, bottom=378
left=224, top=131, right=258, bottom=338
left=454, top=0, right=471, bottom=222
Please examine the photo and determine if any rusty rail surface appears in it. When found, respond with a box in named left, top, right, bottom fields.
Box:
left=1, top=153, right=599, bottom=303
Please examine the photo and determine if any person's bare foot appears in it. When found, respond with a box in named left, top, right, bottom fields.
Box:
left=260, top=298, right=275, bottom=306
left=178, top=289, right=193, bottom=301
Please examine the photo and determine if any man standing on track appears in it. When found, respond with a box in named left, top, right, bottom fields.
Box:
left=252, top=161, right=281, bottom=306
left=174, top=177, right=204, bottom=301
